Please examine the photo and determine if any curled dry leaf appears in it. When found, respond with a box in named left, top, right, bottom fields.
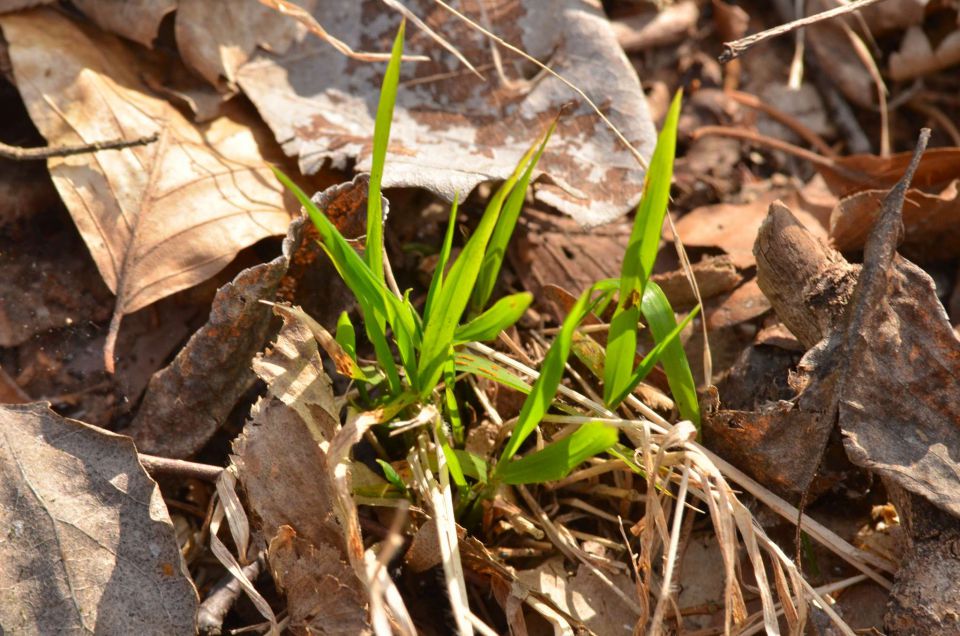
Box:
left=237, top=0, right=658, bottom=225
left=889, top=25, right=960, bottom=81
left=127, top=218, right=304, bottom=458
left=234, top=307, right=372, bottom=634
left=67, top=0, right=310, bottom=91
left=517, top=557, right=638, bottom=635
left=0, top=9, right=293, bottom=370
left=0, top=403, right=197, bottom=634
left=610, top=0, right=700, bottom=52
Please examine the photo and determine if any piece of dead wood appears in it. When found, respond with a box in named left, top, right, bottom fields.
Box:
left=751, top=129, right=960, bottom=633
left=0, top=133, right=157, bottom=160
left=718, top=0, right=887, bottom=63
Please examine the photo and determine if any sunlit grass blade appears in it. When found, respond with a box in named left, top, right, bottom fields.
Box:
left=336, top=310, right=357, bottom=360
left=423, top=193, right=459, bottom=322
left=642, top=281, right=699, bottom=426
left=273, top=167, right=402, bottom=391
left=607, top=303, right=701, bottom=408
left=455, top=292, right=532, bottom=343
left=417, top=130, right=548, bottom=397
left=377, top=459, right=407, bottom=491
left=496, top=284, right=603, bottom=468
left=452, top=449, right=488, bottom=483
left=497, top=422, right=618, bottom=485
left=444, top=356, right=463, bottom=444
left=603, top=304, right=640, bottom=406
left=366, top=20, right=405, bottom=282
left=455, top=352, right=531, bottom=395
left=439, top=433, right=467, bottom=488
left=471, top=120, right=556, bottom=314
left=618, top=89, right=681, bottom=308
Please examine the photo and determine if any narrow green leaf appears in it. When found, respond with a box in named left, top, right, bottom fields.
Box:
left=498, top=423, right=618, bottom=485
left=417, top=130, right=549, bottom=396
left=272, top=168, right=402, bottom=392
left=471, top=119, right=556, bottom=313
left=455, top=352, right=532, bottom=395
left=439, top=429, right=467, bottom=488
left=444, top=356, right=463, bottom=444
left=642, top=282, right=699, bottom=426
left=496, top=284, right=603, bottom=467
left=452, top=449, right=488, bottom=483
left=376, top=459, right=407, bottom=491
left=607, top=303, right=701, bottom=408
left=336, top=310, right=356, bottom=360
left=366, top=20, right=405, bottom=282
left=455, top=292, right=532, bottom=343
left=603, top=305, right=640, bottom=406
left=423, top=193, right=459, bottom=323
left=618, top=89, right=682, bottom=307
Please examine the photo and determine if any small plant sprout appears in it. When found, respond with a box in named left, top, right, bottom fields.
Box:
left=272, top=21, right=699, bottom=502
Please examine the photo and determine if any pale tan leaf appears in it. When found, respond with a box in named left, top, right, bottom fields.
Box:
left=237, top=0, right=658, bottom=226
left=0, top=9, right=292, bottom=369
left=71, top=0, right=176, bottom=47
left=0, top=403, right=198, bottom=633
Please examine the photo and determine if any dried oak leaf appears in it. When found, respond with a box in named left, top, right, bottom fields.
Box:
left=126, top=217, right=304, bottom=458
left=236, top=0, right=657, bottom=225
left=0, top=402, right=197, bottom=634
left=0, top=9, right=293, bottom=369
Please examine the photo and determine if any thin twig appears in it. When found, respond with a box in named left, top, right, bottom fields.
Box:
left=0, top=133, right=158, bottom=161
left=718, top=0, right=888, bottom=63
left=726, top=89, right=836, bottom=157
left=138, top=453, right=224, bottom=482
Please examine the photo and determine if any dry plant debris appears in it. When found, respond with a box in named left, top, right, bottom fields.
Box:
left=0, top=403, right=197, bottom=633
left=1, top=0, right=960, bottom=633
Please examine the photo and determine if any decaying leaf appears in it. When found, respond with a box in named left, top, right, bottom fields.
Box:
left=889, top=25, right=960, bottom=81
left=0, top=403, right=198, bottom=633
left=234, top=307, right=372, bottom=634
left=126, top=218, right=304, bottom=458
left=236, top=0, right=657, bottom=225
left=0, top=9, right=293, bottom=370
left=671, top=189, right=829, bottom=270
left=753, top=132, right=960, bottom=633
left=517, top=557, right=637, bottom=636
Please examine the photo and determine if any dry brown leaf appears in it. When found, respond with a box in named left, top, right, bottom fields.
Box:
left=517, top=557, right=637, bottom=636
left=671, top=189, right=829, bottom=269
left=890, top=25, right=960, bottom=81
left=70, top=0, right=176, bottom=48
left=704, top=278, right=771, bottom=330
left=610, top=0, right=700, bottom=52
left=831, top=179, right=960, bottom=261
left=858, top=0, right=928, bottom=35
left=817, top=147, right=960, bottom=197
left=234, top=305, right=371, bottom=634
left=0, top=402, right=198, bottom=633
left=127, top=218, right=303, bottom=458
left=0, top=9, right=292, bottom=370
left=236, top=0, right=658, bottom=225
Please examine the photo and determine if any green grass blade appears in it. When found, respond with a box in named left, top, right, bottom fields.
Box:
left=471, top=120, right=555, bottom=314
left=273, top=167, right=402, bottom=391
left=618, top=89, right=682, bottom=307
left=455, top=352, right=532, bottom=395
left=423, top=193, right=459, bottom=322
left=498, top=422, right=618, bottom=485
left=376, top=459, right=407, bottom=491
left=366, top=20, right=405, bottom=282
left=603, top=304, right=640, bottom=406
left=444, top=356, right=463, bottom=444
left=607, top=303, right=700, bottom=408
left=496, top=285, right=602, bottom=467
left=455, top=292, right=532, bottom=343
left=642, top=281, right=699, bottom=426
left=416, top=131, right=547, bottom=397
left=335, top=310, right=357, bottom=360
left=452, top=449, right=488, bottom=483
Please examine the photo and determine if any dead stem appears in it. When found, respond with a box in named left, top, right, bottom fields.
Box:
left=0, top=132, right=157, bottom=161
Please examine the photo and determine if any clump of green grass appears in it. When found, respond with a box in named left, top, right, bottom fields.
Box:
left=272, top=21, right=699, bottom=509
